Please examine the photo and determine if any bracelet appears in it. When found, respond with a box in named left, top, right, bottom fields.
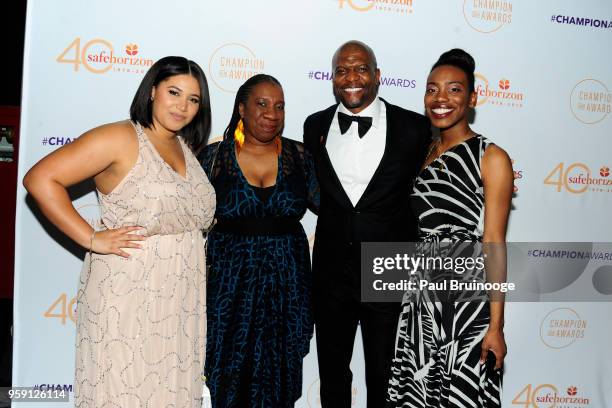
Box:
left=89, top=230, right=96, bottom=255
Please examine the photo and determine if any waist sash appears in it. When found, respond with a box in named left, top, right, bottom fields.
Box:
left=214, top=217, right=302, bottom=235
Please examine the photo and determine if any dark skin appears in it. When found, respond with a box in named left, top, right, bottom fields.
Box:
left=423, top=65, right=477, bottom=157
left=236, top=82, right=285, bottom=187
left=425, top=65, right=513, bottom=370
left=332, top=42, right=381, bottom=114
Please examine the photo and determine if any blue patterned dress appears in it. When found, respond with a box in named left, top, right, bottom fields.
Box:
left=199, top=137, right=319, bottom=408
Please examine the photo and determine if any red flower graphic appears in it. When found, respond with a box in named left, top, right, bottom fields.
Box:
left=567, top=386, right=578, bottom=396
left=600, top=166, right=610, bottom=177
left=125, top=44, right=139, bottom=56
left=499, top=79, right=510, bottom=90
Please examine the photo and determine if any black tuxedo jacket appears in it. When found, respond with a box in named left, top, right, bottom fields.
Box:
left=303, top=99, right=431, bottom=286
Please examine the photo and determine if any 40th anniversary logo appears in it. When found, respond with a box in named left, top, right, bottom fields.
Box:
left=544, top=162, right=612, bottom=194
left=512, top=384, right=591, bottom=407
left=338, top=0, right=414, bottom=15
left=56, top=37, right=154, bottom=74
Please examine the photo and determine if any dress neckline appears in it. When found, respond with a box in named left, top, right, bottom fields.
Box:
left=136, top=122, right=189, bottom=181
left=230, top=137, right=281, bottom=203
left=420, top=135, right=480, bottom=174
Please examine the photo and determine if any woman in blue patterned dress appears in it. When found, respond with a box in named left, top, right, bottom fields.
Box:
left=199, top=74, right=319, bottom=407
left=386, top=49, right=513, bottom=407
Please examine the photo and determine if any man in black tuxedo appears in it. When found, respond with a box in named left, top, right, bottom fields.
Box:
left=303, top=41, right=431, bottom=407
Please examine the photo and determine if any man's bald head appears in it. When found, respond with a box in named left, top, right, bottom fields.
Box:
left=331, top=40, right=381, bottom=113
left=332, top=40, right=378, bottom=71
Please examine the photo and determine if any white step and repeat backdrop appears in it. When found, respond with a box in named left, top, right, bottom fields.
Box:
left=14, top=0, right=612, bottom=407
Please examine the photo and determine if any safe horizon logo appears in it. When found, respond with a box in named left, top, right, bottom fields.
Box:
left=544, top=162, right=612, bottom=194
left=56, top=37, right=154, bottom=74
left=475, top=73, right=524, bottom=108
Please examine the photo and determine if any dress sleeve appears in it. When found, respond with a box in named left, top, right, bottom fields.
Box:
left=289, top=139, right=320, bottom=215
left=303, top=145, right=320, bottom=214
left=197, top=141, right=222, bottom=181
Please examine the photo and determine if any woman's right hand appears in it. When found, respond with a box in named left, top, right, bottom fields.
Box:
left=23, top=122, right=141, bottom=255
left=91, top=226, right=146, bottom=258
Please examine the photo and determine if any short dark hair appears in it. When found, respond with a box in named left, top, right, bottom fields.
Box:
left=223, top=74, right=283, bottom=141
left=431, top=48, right=476, bottom=92
left=130, top=56, right=211, bottom=153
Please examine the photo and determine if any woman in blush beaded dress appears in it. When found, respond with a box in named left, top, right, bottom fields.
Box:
left=23, top=56, right=216, bottom=407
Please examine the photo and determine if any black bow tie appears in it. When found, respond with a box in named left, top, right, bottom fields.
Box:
left=337, top=112, right=373, bottom=138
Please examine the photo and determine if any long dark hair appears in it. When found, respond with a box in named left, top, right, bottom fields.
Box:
left=223, top=74, right=282, bottom=141
left=130, top=56, right=211, bottom=153
left=431, top=48, right=476, bottom=92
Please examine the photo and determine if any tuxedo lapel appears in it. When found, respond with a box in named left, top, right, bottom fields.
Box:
left=355, top=99, right=394, bottom=209
left=316, top=105, right=354, bottom=209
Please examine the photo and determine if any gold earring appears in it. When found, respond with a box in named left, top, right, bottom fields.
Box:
left=234, top=119, right=245, bottom=154
left=275, top=134, right=282, bottom=155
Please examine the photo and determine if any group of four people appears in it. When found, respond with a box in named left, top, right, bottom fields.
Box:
left=24, top=40, right=512, bottom=407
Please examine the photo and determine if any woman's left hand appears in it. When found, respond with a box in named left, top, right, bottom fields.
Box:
left=480, top=327, right=506, bottom=370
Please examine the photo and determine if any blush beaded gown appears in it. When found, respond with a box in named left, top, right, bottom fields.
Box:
left=74, top=122, right=216, bottom=407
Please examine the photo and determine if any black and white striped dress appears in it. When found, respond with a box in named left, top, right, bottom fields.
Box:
left=386, top=135, right=502, bottom=408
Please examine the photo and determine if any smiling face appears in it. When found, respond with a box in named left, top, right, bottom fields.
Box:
left=332, top=45, right=380, bottom=114
left=150, top=74, right=201, bottom=133
left=239, top=81, right=285, bottom=144
left=425, top=65, right=477, bottom=132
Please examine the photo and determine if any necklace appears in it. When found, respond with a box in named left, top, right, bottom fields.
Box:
left=425, top=133, right=477, bottom=171
left=424, top=140, right=448, bottom=170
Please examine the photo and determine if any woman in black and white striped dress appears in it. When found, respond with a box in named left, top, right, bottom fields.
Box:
left=386, top=49, right=514, bottom=407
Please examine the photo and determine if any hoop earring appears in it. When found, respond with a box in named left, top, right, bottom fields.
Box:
left=234, top=119, right=245, bottom=154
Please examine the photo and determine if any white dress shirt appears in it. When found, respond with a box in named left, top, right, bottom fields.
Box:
left=326, top=97, right=387, bottom=207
